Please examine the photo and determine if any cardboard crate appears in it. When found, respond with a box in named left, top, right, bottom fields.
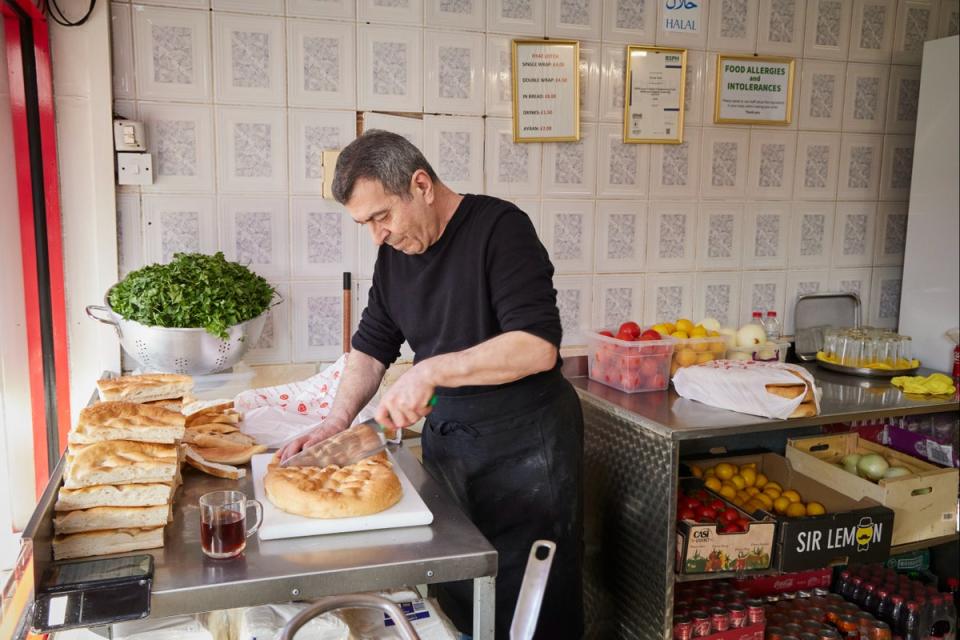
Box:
left=685, top=453, right=894, bottom=572
left=730, top=568, right=832, bottom=597
left=786, top=433, right=959, bottom=546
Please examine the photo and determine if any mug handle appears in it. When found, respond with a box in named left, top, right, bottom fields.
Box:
left=245, top=499, right=263, bottom=538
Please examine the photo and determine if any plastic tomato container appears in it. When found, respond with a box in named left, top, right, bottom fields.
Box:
left=587, top=329, right=676, bottom=393
left=670, top=336, right=733, bottom=376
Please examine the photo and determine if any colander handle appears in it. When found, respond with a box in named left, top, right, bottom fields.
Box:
left=270, top=290, right=285, bottom=308
left=85, top=305, right=122, bottom=338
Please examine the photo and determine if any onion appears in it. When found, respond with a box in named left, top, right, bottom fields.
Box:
left=841, top=453, right=862, bottom=468
left=843, top=462, right=860, bottom=476
left=857, top=454, right=890, bottom=481
left=882, top=466, right=911, bottom=479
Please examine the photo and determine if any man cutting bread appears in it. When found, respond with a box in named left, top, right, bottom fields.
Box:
left=279, top=130, right=583, bottom=639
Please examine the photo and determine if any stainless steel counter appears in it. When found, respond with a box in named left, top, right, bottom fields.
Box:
left=23, top=445, right=498, bottom=638
left=569, top=362, right=959, bottom=440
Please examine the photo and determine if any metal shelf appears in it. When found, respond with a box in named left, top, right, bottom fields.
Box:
left=675, top=569, right=780, bottom=583
left=890, top=533, right=960, bottom=556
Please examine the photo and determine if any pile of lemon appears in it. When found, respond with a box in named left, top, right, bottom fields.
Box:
left=691, top=461, right=827, bottom=518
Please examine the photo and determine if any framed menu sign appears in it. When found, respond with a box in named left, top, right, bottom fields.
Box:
left=511, top=39, right=580, bottom=143
left=714, top=54, right=795, bottom=125
left=624, top=46, right=687, bottom=144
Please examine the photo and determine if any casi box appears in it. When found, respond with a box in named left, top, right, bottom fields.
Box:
left=684, top=453, right=894, bottom=572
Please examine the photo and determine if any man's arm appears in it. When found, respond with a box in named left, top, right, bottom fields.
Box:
left=374, top=330, right=557, bottom=429
left=278, top=350, right=387, bottom=461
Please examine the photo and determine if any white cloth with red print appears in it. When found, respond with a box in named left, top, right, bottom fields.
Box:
left=672, top=360, right=821, bottom=420
left=235, top=353, right=378, bottom=448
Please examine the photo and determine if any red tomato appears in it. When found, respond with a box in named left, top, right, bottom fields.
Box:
left=697, top=516, right=715, bottom=524
left=677, top=508, right=696, bottom=521
left=639, top=358, right=659, bottom=378
left=651, top=373, right=667, bottom=389
left=708, top=499, right=726, bottom=512
left=591, top=364, right=606, bottom=380
left=697, top=507, right=718, bottom=520
left=721, top=509, right=740, bottom=523
left=681, top=496, right=700, bottom=511
left=598, top=330, right=614, bottom=337
left=639, top=329, right=662, bottom=341
left=620, top=370, right=641, bottom=390
left=736, top=518, right=750, bottom=530
left=617, top=321, right=642, bottom=340
left=615, top=329, right=635, bottom=341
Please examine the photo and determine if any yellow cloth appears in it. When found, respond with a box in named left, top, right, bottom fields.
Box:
left=891, top=373, right=957, bottom=395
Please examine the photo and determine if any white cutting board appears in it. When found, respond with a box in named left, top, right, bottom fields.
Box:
left=251, top=451, right=434, bottom=541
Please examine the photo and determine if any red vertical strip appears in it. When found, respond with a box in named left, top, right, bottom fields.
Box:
left=3, top=13, right=50, bottom=495
left=31, top=17, right=72, bottom=456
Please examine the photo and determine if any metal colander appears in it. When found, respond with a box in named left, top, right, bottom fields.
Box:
left=86, top=289, right=282, bottom=375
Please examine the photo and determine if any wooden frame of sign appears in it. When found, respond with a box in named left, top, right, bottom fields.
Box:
left=624, top=45, right=687, bottom=144
left=714, top=54, right=796, bottom=125
left=511, top=39, right=581, bottom=142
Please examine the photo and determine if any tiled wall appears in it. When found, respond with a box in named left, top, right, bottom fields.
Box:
left=110, top=0, right=960, bottom=364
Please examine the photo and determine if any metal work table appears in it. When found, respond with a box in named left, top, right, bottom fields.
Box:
left=567, top=358, right=959, bottom=639
left=23, top=445, right=498, bottom=638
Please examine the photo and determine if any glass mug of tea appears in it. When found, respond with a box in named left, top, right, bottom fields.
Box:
left=199, top=490, right=263, bottom=559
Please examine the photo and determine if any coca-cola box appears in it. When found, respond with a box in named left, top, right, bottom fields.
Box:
left=684, top=453, right=894, bottom=572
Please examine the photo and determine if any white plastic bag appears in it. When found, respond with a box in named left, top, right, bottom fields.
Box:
left=235, top=603, right=350, bottom=640
left=337, top=589, right=459, bottom=640
left=672, top=360, right=821, bottom=420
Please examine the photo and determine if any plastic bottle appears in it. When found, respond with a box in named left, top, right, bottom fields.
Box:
left=929, top=594, right=950, bottom=639
left=876, top=589, right=892, bottom=625
left=889, top=595, right=906, bottom=633
left=764, top=311, right=781, bottom=340
left=903, top=601, right=923, bottom=640
left=864, top=584, right=880, bottom=615
left=837, top=570, right=854, bottom=599
left=750, top=310, right=764, bottom=329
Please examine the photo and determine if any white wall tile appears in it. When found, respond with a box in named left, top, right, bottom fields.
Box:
left=357, top=25, right=423, bottom=112
left=699, top=128, right=749, bottom=200
left=423, top=30, right=485, bottom=116
left=794, top=131, right=840, bottom=200
left=357, top=228, right=379, bottom=278
left=740, top=270, right=787, bottom=325
left=602, top=0, right=658, bottom=43
left=697, top=202, right=743, bottom=270
left=596, top=123, right=650, bottom=197
left=708, top=0, right=760, bottom=52
left=829, top=267, right=873, bottom=312
left=288, top=109, right=357, bottom=195
left=798, top=59, right=846, bottom=131
left=286, top=20, right=357, bottom=109
left=359, top=0, right=424, bottom=24
left=757, top=0, right=807, bottom=56
left=884, top=64, right=921, bottom=133
left=646, top=201, right=696, bottom=271
left=879, top=134, right=914, bottom=200
left=803, top=0, right=852, bottom=60
left=361, top=113, right=424, bottom=150
left=139, top=102, right=216, bottom=193
left=841, top=63, right=889, bottom=132
left=422, top=115, right=485, bottom=194
left=484, top=117, right=542, bottom=196
left=214, top=0, right=283, bottom=13
left=116, top=193, right=143, bottom=277
left=743, top=202, right=791, bottom=269
left=747, top=130, right=797, bottom=200
left=595, top=200, right=647, bottom=272
left=892, top=0, right=939, bottom=64
left=286, top=0, right=355, bottom=19
left=837, top=133, right=883, bottom=200
left=487, top=0, right=546, bottom=35
left=425, top=0, right=486, bottom=30
left=598, top=44, right=626, bottom=123
left=643, top=272, right=694, bottom=325
left=484, top=35, right=513, bottom=116
left=593, top=275, right=645, bottom=331
left=245, top=282, right=291, bottom=364
left=142, top=194, right=217, bottom=264
left=542, top=123, right=598, bottom=197
left=132, top=5, right=212, bottom=102
left=868, top=265, right=903, bottom=328
left=554, top=275, right=593, bottom=345
left=111, top=3, right=136, bottom=100
left=849, top=0, right=896, bottom=62
left=873, top=201, right=908, bottom=266
left=649, top=126, right=701, bottom=200
left=682, top=50, right=706, bottom=126
left=546, top=0, right=602, bottom=38
left=541, top=200, right=595, bottom=273
left=291, top=281, right=345, bottom=362
left=290, top=197, right=358, bottom=278
left=789, top=201, right=834, bottom=268
left=218, top=195, right=290, bottom=279
left=833, top=201, right=877, bottom=267
left=694, top=271, right=742, bottom=327
left=579, top=40, right=602, bottom=121
left=784, top=269, right=830, bottom=333
left=216, top=106, right=288, bottom=192
left=655, top=0, right=709, bottom=48
left=113, top=99, right=138, bottom=120
left=937, top=0, right=960, bottom=36
left=137, top=0, right=209, bottom=7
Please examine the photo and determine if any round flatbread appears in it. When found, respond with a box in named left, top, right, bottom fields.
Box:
left=264, top=452, right=402, bottom=519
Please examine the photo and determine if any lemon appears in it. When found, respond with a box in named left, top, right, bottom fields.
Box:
left=704, top=467, right=716, bottom=478
left=709, top=330, right=720, bottom=337
left=662, top=322, right=676, bottom=335
left=773, top=496, right=791, bottom=514
left=764, top=481, right=783, bottom=493
left=696, top=352, right=714, bottom=364
left=740, top=462, right=757, bottom=470
left=689, top=464, right=703, bottom=478
left=736, top=490, right=751, bottom=502
left=690, top=326, right=708, bottom=338
left=692, top=340, right=710, bottom=352
left=806, top=502, right=826, bottom=516
left=782, top=490, right=802, bottom=504
left=719, top=485, right=737, bottom=500
left=671, top=330, right=690, bottom=340
left=755, top=493, right=774, bottom=511
left=754, top=473, right=768, bottom=489
left=740, top=468, right=757, bottom=487
left=786, top=502, right=807, bottom=518
left=715, top=463, right=736, bottom=480
left=730, top=474, right=746, bottom=490
left=651, top=323, right=671, bottom=336
left=676, top=349, right=698, bottom=366
left=763, top=488, right=782, bottom=501
left=745, top=500, right=763, bottom=513
left=705, top=477, right=722, bottom=492
left=676, top=318, right=694, bottom=333
left=733, top=497, right=744, bottom=507
left=746, top=487, right=760, bottom=497
left=710, top=340, right=727, bottom=354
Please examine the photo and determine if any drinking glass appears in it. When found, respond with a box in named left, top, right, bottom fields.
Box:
left=199, top=490, right=263, bottom=559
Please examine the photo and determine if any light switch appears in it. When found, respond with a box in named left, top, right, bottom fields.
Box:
left=113, top=119, right=146, bottom=152
left=117, top=152, right=153, bottom=185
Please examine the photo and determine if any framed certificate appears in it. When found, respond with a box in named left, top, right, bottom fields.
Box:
left=714, top=54, right=795, bottom=125
left=624, top=46, right=686, bottom=144
left=511, top=39, right=580, bottom=143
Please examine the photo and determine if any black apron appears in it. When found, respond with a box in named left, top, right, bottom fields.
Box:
left=421, top=368, right=584, bottom=639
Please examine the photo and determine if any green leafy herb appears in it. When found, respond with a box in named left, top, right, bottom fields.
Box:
left=109, top=252, right=275, bottom=338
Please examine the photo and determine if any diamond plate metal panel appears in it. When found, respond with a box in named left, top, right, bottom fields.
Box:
left=580, top=392, right=679, bottom=640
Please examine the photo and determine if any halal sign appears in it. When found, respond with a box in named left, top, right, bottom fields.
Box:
left=663, top=0, right=701, bottom=33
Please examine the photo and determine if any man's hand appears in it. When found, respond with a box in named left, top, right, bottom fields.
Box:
left=376, top=362, right=436, bottom=431
left=278, top=417, right=349, bottom=462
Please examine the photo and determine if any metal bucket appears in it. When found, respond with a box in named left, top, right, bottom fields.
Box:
left=85, top=289, right=282, bottom=375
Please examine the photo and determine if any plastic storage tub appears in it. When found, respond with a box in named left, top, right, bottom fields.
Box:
left=725, top=340, right=791, bottom=363
left=587, top=330, right=676, bottom=393
left=670, top=335, right=732, bottom=376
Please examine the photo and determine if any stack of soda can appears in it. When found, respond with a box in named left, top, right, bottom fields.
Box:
left=674, top=581, right=766, bottom=638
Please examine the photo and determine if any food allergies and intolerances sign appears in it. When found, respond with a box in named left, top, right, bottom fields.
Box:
left=624, top=46, right=687, bottom=144
left=511, top=39, right=580, bottom=143
left=714, top=55, right=795, bottom=125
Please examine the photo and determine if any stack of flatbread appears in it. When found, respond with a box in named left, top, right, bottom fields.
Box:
left=52, top=374, right=192, bottom=560
left=180, top=398, right=267, bottom=480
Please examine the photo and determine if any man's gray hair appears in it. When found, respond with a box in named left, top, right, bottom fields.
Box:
left=331, top=129, right=439, bottom=204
